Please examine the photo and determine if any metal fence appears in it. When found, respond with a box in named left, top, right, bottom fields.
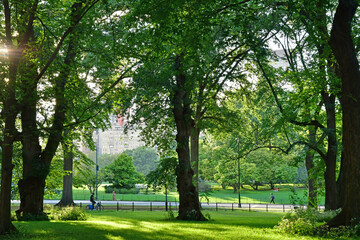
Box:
left=77, top=201, right=323, bottom=213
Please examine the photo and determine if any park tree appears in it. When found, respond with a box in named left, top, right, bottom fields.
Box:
left=0, top=0, right=131, bottom=232
left=245, top=149, right=298, bottom=189
left=262, top=0, right=342, bottom=210
left=146, top=157, right=177, bottom=211
left=327, top=0, right=360, bottom=227
left=73, top=163, right=104, bottom=194
left=0, top=0, right=88, bottom=231
left=87, top=152, right=119, bottom=169
left=57, top=129, right=75, bottom=206
left=123, top=0, right=279, bottom=220
left=14, top=0, right=91, bottom=218
left=211, top=145, right=238, bottom=192
left=103, top=153, right=143, bottom=190
left=56, top=128, right=100, bottom=206
left=123, top=147, right=159, bottom=176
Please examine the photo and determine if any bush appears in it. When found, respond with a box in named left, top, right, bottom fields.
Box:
left=274, top=208, right=360, bottom=237
left=104, top=185, right=140, bottom=194
left=165, top=210, right=176, bottom=220
left=198, top=181, right=212, bottom=192
left=14, top=205, right=87, bottom=221
left=48, top=206, right=87, bottom=221
left=276, top=216, right=317, bottom=235
left=16, top=213, right=49, bottom=221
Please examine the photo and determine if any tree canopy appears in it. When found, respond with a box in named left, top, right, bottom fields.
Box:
left=1, top=0, right=360, bottom=233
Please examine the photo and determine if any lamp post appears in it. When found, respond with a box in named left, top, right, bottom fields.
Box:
left=95, top=129, right=99, bottom=201
left=237, top=155, right=241, bottom=208
left=237, top=138, right=241, bottom=208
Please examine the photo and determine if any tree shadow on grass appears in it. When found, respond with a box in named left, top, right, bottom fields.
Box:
left=9, top=211, right=284, bottom=240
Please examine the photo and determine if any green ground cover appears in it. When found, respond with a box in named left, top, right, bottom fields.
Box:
left=45, top=184, right=324, bottom=206
left=7, top=211, right=332, bottom=240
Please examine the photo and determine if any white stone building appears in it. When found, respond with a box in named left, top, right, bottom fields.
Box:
left=83, top=115, right=145, bottom=155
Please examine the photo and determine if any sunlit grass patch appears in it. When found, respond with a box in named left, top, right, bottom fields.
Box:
left=8, top=211, right=335, bottom=240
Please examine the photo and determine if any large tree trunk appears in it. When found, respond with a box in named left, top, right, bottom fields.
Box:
left=336, top=151, right=345, bottom=209
left=305, top=148, right=317, bottom=208
left=304, top=111, right=318, bottom=208
left=0, top=59, right=19, bottom=234
left=173, top=55, right=206, bottom=221
left=327, top=0, right=360, bottom=227
left=0, top=0, right=23, bottom=233
left=321, top=92, right=338, bottom=210
left=17, top=1, right=83, bottom=217
left=190, top=125, right=200, bottom=196
left=16, top=48, right=44, bottom=217
left=57, top=130, right=75, bottom=206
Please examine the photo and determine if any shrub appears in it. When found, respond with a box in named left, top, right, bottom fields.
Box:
left=276, top=216, right=317, bottom=235
left=48, top=206, right=87, bottom=221
left=14, top=205, right=87, bottom=221
left=274, top=208, right=360, bottom=237
left=16, top=213, right=49, bottom=221
left=204, top=212, right=212, bottom=221
left=165, top=210, right=176, bottom=220
left=105, top=185, right=140, bottom=194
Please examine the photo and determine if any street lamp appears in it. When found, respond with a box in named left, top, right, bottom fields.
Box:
left=237, top=155, right=241, bottom=208
left=237, top=138, right=241, bottom=208
left=95, top=129, right=99, bottom=201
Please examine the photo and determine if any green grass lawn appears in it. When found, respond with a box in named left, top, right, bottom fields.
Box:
left=46, top=184, right=324, bottom=206
left=8, top=211, right=331, bottom=240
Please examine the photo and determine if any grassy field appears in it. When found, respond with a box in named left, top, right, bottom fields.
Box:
left=7, top=211, right=333, bottom=240
left=46, top=184, right=324, bottom=206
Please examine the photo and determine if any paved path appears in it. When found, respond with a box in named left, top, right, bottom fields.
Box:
left=11, top=200, right=324, bottom=212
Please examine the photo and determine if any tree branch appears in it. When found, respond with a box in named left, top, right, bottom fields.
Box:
left=73, top=63, right=137, bottom=124
left=36, top=0, right=100, bottom=82
left=214, top=0, right=252, bottom=14
left=256, top=59, right=326, bottom=130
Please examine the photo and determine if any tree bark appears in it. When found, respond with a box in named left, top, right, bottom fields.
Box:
left=303, top=109, right=319, bottom=208
left=336, top=150, right=345, bottom=209
left=0, top=57, right=19, bottom=234
left=172, top=54, right=206, bottom=221
left=327, top=0, right=360, bottom=227
left=0, top=0, right=22, bottom=234
left=321, top=92, right=338, bottom=210
left=17, top=45, right=43, bottom=218
left=305, top=147, right=317, bottom=208
left=16, top=1, right=83, bottom=217
left=56, top=129, right=75, bottom=206
left=190, top=125, right=200, bottom=196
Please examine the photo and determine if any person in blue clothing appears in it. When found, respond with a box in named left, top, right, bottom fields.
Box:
left=90, top=192, right=96, bottom=208
left=270, top=193, right=275, bottom=204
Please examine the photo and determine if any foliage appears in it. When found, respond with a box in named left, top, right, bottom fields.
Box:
left=103, top=153, right=144, bottom=189
left=104, top=186, right=139, bottom=194
left=198, top=181, right=213, bottom=204
left=47, top=206, right=87, bottom=221
left=86, top=152, right=120, bottom=169
left=14, top=205, right=87, bottom=222
left=45, top=155, right=68, bottom=196
left=200, top=134, right=299, bottom=192
left=165, top=210, right=176, bottom=221
left=123, top=147, right=159, bottom=175
left=245, top=149, right=299, bottom=189
left=72, top=151, right=106, bottom=194
left=289, top=187, right=309, bottom=206
left=276, top=208, right=346, bottom=236
left=146, top=157, right=177, bottom=193
left=11, top=142, right=23, bottom=200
